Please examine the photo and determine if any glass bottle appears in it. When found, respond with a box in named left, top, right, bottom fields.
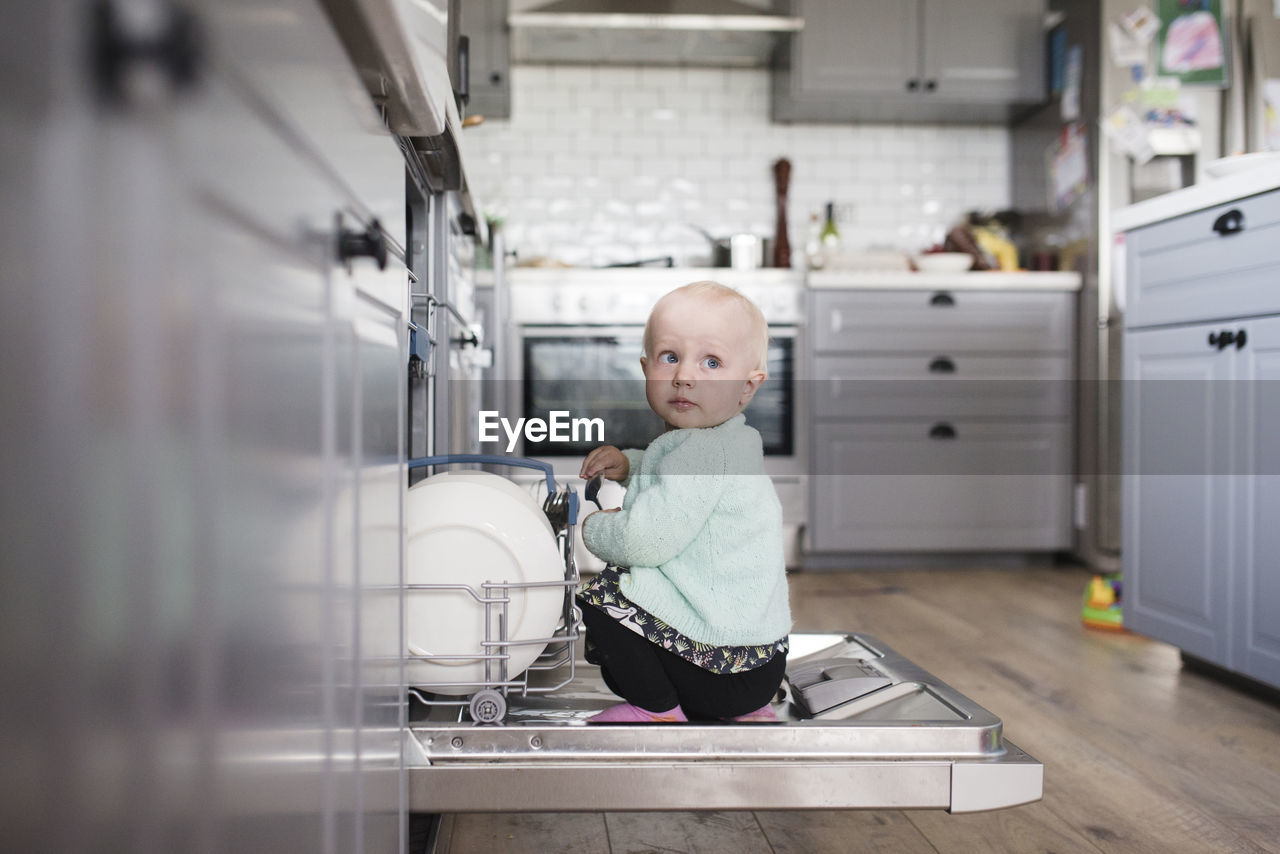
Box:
left=804, top=212, right=824, bottom=270
left=819, top=202, right=841, bottom=265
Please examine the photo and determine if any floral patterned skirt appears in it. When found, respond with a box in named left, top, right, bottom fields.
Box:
left=576, top=565, right=788, bottom=675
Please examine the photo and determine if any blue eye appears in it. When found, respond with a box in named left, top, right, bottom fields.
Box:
left=703, top=357, right=721, bottom=369
left=659, top=352, right=678, bottom=364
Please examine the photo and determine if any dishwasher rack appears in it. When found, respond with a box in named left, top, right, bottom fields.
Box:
left=405, top=454, right=583, bottom=724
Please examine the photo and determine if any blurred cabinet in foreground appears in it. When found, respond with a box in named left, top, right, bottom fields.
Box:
left=1, top=0, right=408, bottom=850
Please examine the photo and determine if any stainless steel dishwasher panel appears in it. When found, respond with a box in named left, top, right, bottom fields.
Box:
left=407, top=633, right=1043, bottom=814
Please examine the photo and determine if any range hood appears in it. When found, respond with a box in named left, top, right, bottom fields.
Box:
left=508, top=0, right=803, bottom=67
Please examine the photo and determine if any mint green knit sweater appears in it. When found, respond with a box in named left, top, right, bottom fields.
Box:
left=581, top=414, right=792, bottom=646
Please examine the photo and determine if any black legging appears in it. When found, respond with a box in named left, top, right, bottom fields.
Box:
left=578, top=598, right=787, bottom=720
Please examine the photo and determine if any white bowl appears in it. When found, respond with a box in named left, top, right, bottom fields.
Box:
left=405, top=473, right=566, bottom=694
left=1204, top=152, right=1280, bottom=178
left=914, top=252, right=974, bottom=273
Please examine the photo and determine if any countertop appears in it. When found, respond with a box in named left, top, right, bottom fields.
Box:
left=491, top=267, right=1080, bottom=291
left=807, top=271, right=1081, bottom=291
left=502, top=267, right=804, bottom=287
left=1112, top=161, right=1280, bottom=232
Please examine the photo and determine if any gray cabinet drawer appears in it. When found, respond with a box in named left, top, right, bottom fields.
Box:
left=1125, top=189, right=1280, bottom=329
left=813, top=420, right=1071, bottom=476
left=810, top=421, right=1072, bottom=551
left=810, top=290, right=1073, bottom=353
left=812, top=354, right=1071, bottom=418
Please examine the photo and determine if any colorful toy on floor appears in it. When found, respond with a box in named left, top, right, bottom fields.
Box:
left=1082, top=572, right=1124, bottom=631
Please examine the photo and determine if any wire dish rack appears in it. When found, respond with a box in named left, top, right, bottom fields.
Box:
left=405, top=454, right=583, bottom=724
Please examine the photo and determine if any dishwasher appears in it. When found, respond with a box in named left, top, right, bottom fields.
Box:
left=404, top=456, right=1042, bottom=817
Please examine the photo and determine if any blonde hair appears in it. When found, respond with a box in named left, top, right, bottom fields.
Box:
left=643, top=280, right=770, bottom=374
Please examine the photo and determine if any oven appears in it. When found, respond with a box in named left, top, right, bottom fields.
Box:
left=518, top=326, right=796, bottom=456
left=501, top=269, right=808, bottom=565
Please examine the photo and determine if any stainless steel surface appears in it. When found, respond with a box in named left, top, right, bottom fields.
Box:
left=509, top=0, right=803, bottom=67
left=1010, top=0, right=1120, bottom=569
left=407, top=633, right=1042, bottom=813
left=322, top=0, right=456, bottom=137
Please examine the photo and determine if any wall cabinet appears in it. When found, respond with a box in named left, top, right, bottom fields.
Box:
left=807, top=288, right=1075, bottom=556
left=1124, top=305, right=1280, bottom=690
left=458, top=0, right=511, bottom=120
left=773, top=0, right=1046, bottom=124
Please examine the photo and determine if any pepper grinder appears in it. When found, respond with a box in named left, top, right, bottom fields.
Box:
left=771, top=158, right=792, bottom=269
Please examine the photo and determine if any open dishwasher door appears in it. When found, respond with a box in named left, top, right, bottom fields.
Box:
left=406, top=632, right=1042, bottom=814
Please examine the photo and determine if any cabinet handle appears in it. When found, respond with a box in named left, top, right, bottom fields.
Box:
left=91, top=0, right=203, bottom=103
left=929, top=292, right=955, bottom=307
left=338, top=218, right=388, bottom=271
left=456, top=34, right=471, bottom=107
left=1210, top=329, right=1239, bottom=351
left=1212, top=209, right=1245, bottom=236
left=929, top=422, right=957, bottom=440
left=1235, top=328, right=1247, bottom=349
left=928, top=356, right=956, bottom=374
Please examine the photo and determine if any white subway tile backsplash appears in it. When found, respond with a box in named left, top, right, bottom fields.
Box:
left=461, top=66, right=1010, bottom=265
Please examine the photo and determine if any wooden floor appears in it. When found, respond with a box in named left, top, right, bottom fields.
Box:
left=437, top=566, right=1280, bottom=854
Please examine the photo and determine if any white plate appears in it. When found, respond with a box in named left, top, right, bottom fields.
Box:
left=1204, top=152, right=1280, bottom=178
left=428, top=470, right=554, bottom=538
left=406, top=473, right=565, bottom=694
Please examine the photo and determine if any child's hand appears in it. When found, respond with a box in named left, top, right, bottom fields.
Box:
left=580, top=445, right=629, bottom=482
left=583, top=508, right=620, bottom=525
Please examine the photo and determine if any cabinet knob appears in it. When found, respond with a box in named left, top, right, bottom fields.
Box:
left=338, top=218, right=388, bottom=271
left=924, top=79, right=937, bottom=92
left=91, top=0, right=203, bottom=103
left=928, top=356, right=956, bottom=374
left=906, top=79, right=920, bottom=91
left=1235, top=328, right=1247, bottom=349
left=1211, top=209, right=1245, bottom=236
left=929, top=422, right=957, bottom=440
left=929, top=292, right=955, bottom=307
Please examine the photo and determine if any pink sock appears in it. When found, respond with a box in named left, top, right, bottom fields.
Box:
left=588, top=702, right=687, bottom=723
left=724, top=703, right=778, bottom=722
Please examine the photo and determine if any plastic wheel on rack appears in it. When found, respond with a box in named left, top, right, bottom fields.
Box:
left=469, top=689, right=506, bottom=724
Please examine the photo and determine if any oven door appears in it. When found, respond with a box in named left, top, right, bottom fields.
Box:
left=511, top=325, right=797, bottom=466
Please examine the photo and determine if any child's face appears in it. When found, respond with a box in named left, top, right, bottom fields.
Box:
left=640, top=294, right=766, bottom=431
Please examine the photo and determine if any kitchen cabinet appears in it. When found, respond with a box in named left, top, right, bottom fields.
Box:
left=773, top=0, right=1046, bottom=124
left=806, top=284, right=1075, bottom=557
left=1123, top=189, right=1280, bottom=329
left=1122, top=191, right=1280, bottom=689
left=458, top=0, right=511, bottom=120
left=5, top=0, right=410, bottom=849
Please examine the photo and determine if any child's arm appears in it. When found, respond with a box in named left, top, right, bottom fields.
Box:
left=583, top=436, right=725, bottom=568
